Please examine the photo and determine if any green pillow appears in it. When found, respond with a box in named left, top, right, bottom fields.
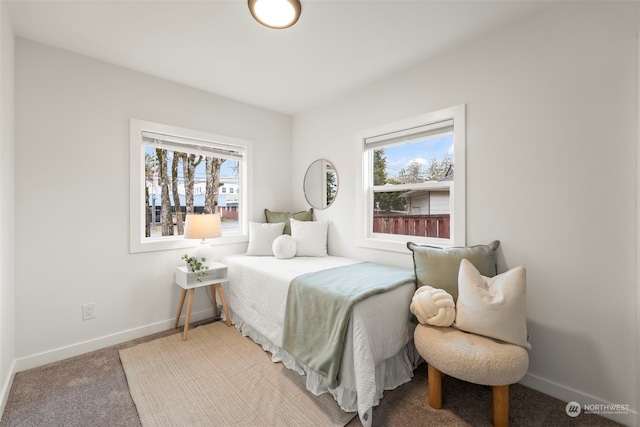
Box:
left=264, top=208, right=314, bottom=235
left=407, top=241, right=500, bottom=301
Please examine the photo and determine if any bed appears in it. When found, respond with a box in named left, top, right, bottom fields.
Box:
left=219, top=254, right=420, bottom=427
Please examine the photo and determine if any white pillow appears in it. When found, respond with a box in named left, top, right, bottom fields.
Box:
left=454, top=259, right=531, bottom=349
left=246, top=222, right=285, bottom=256
left=290, top=218, right=328, bottom=257
left=272, top=234, right=297, bottom=259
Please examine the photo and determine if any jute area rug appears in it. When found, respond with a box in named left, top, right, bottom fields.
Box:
left=119, top=321, right=356, bottom=427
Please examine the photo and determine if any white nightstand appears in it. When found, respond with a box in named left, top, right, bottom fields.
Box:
left=173, top=262, right=231, bottom=341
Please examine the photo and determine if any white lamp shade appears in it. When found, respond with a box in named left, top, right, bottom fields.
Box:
left=184, top=214, right=222, bottom=240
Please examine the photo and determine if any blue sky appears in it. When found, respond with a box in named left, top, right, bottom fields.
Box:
left=381, top=134, right=454, bottom=179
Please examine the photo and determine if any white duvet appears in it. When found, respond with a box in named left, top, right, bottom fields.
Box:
left=220, top=254, right=420, bottom=427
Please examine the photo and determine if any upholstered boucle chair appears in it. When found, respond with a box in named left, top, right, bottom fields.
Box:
left=407, top=241, right=530, bottom=427
left=414, top=325, right=529, bottom=427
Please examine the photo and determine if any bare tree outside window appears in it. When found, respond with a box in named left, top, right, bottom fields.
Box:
left=145, top=147, right=238, bottom=238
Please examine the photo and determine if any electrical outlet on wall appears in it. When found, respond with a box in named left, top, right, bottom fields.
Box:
left=82, top=303, right=96, bottom=320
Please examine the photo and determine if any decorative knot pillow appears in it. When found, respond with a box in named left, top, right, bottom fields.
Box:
left=455, top=259, right=531, bottom=349
left=246, top=221, right=286, bottom=256
left=272, top=234, right=297, bottom=259
left=406, top=240, right=500, bottom=301
left=410, top=286, right=456, bottom=327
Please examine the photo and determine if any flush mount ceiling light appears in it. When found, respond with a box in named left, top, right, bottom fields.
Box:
left=248, top=0, right=302, bottom=29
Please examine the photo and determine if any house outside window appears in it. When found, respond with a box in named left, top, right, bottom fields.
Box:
left=130, top=119, right=252, bottom=253
left=356, top=105, right=466, bottom=252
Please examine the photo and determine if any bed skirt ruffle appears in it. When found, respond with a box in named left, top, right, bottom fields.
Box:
left=225, top=309, right=421, bottom=427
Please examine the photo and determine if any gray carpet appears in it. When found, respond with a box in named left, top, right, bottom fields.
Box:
left=0, top=319, right=622, bottom=427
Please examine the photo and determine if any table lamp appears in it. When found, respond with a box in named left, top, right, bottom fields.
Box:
left=184, top=213, right=221, bottom=266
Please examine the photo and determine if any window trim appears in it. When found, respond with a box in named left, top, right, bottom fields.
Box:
left=129, top=118, right=253, bottom=253
left=355, top=105, right=466, bottom=253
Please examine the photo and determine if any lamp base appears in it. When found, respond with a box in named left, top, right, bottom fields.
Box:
left=189, top=240, right=216, bottom=267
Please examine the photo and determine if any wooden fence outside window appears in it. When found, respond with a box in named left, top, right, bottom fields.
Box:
left=373, top=214, right=450, bottom=239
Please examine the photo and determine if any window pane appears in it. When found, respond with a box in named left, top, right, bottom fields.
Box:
left=144, top=146, right=240, bottom=239
left=373, top=133, right=453, bottom=185
left=373, top=189, right=450, bottom=239
left=371, top=133, right=453, bottom=240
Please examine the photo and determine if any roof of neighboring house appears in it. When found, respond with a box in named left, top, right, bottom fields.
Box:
left=399, top=188, right=450, bottom=198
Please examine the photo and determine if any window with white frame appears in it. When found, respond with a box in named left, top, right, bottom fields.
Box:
left=356, top=105, right=466, bottom=252
left=130, top=119, right=252, bottom=253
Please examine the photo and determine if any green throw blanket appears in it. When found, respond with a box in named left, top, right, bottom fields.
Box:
left=282, top=262, right=415, bottom=388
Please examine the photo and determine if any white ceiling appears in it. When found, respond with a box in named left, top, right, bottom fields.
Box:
left=6, top=0, right=552, bottom=115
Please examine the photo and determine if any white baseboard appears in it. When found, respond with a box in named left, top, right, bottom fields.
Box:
left=13, top=309, right=213, bottom=373
left=0, top=359, right=16, bottom=419
left=520, top=373, right=638, bottom=426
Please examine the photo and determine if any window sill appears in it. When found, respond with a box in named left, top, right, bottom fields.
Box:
left=357, top=235, right=455, bottom=254
left=130, top=234, right=248, bottom=254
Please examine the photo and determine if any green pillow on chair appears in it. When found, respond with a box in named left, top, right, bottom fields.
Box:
left=407, top=240, right=500, bottom=301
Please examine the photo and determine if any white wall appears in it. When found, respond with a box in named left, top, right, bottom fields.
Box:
left=637, top=21, right=640, bottom=427
left=13, top=39, right=292, bottom=368
left=0, top=1, right=16, bottom=413
left=293, top=2, right=637, bottom=424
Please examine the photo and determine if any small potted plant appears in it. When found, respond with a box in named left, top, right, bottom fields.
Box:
left=181, top=254, right=210, bottom=282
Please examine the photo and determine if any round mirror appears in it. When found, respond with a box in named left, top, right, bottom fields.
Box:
left=303, top=159, right=338, bottom=209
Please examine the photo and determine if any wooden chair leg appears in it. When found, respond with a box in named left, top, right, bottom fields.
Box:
left=492, top=385, right=509, bottom=427
left=428, top=364, right=443, bottom=409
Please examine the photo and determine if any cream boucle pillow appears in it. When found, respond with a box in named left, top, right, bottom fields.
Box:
left=455, top=259, right=531, bottom=349
left=272, top=234, right=297, bottom=259
left=410, top=286, right=456, bottom=327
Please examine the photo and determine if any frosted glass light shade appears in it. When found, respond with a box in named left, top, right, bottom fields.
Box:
left=248, top=0, right=301, bottom=29
left=184, top=214, right=222, bottom=240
